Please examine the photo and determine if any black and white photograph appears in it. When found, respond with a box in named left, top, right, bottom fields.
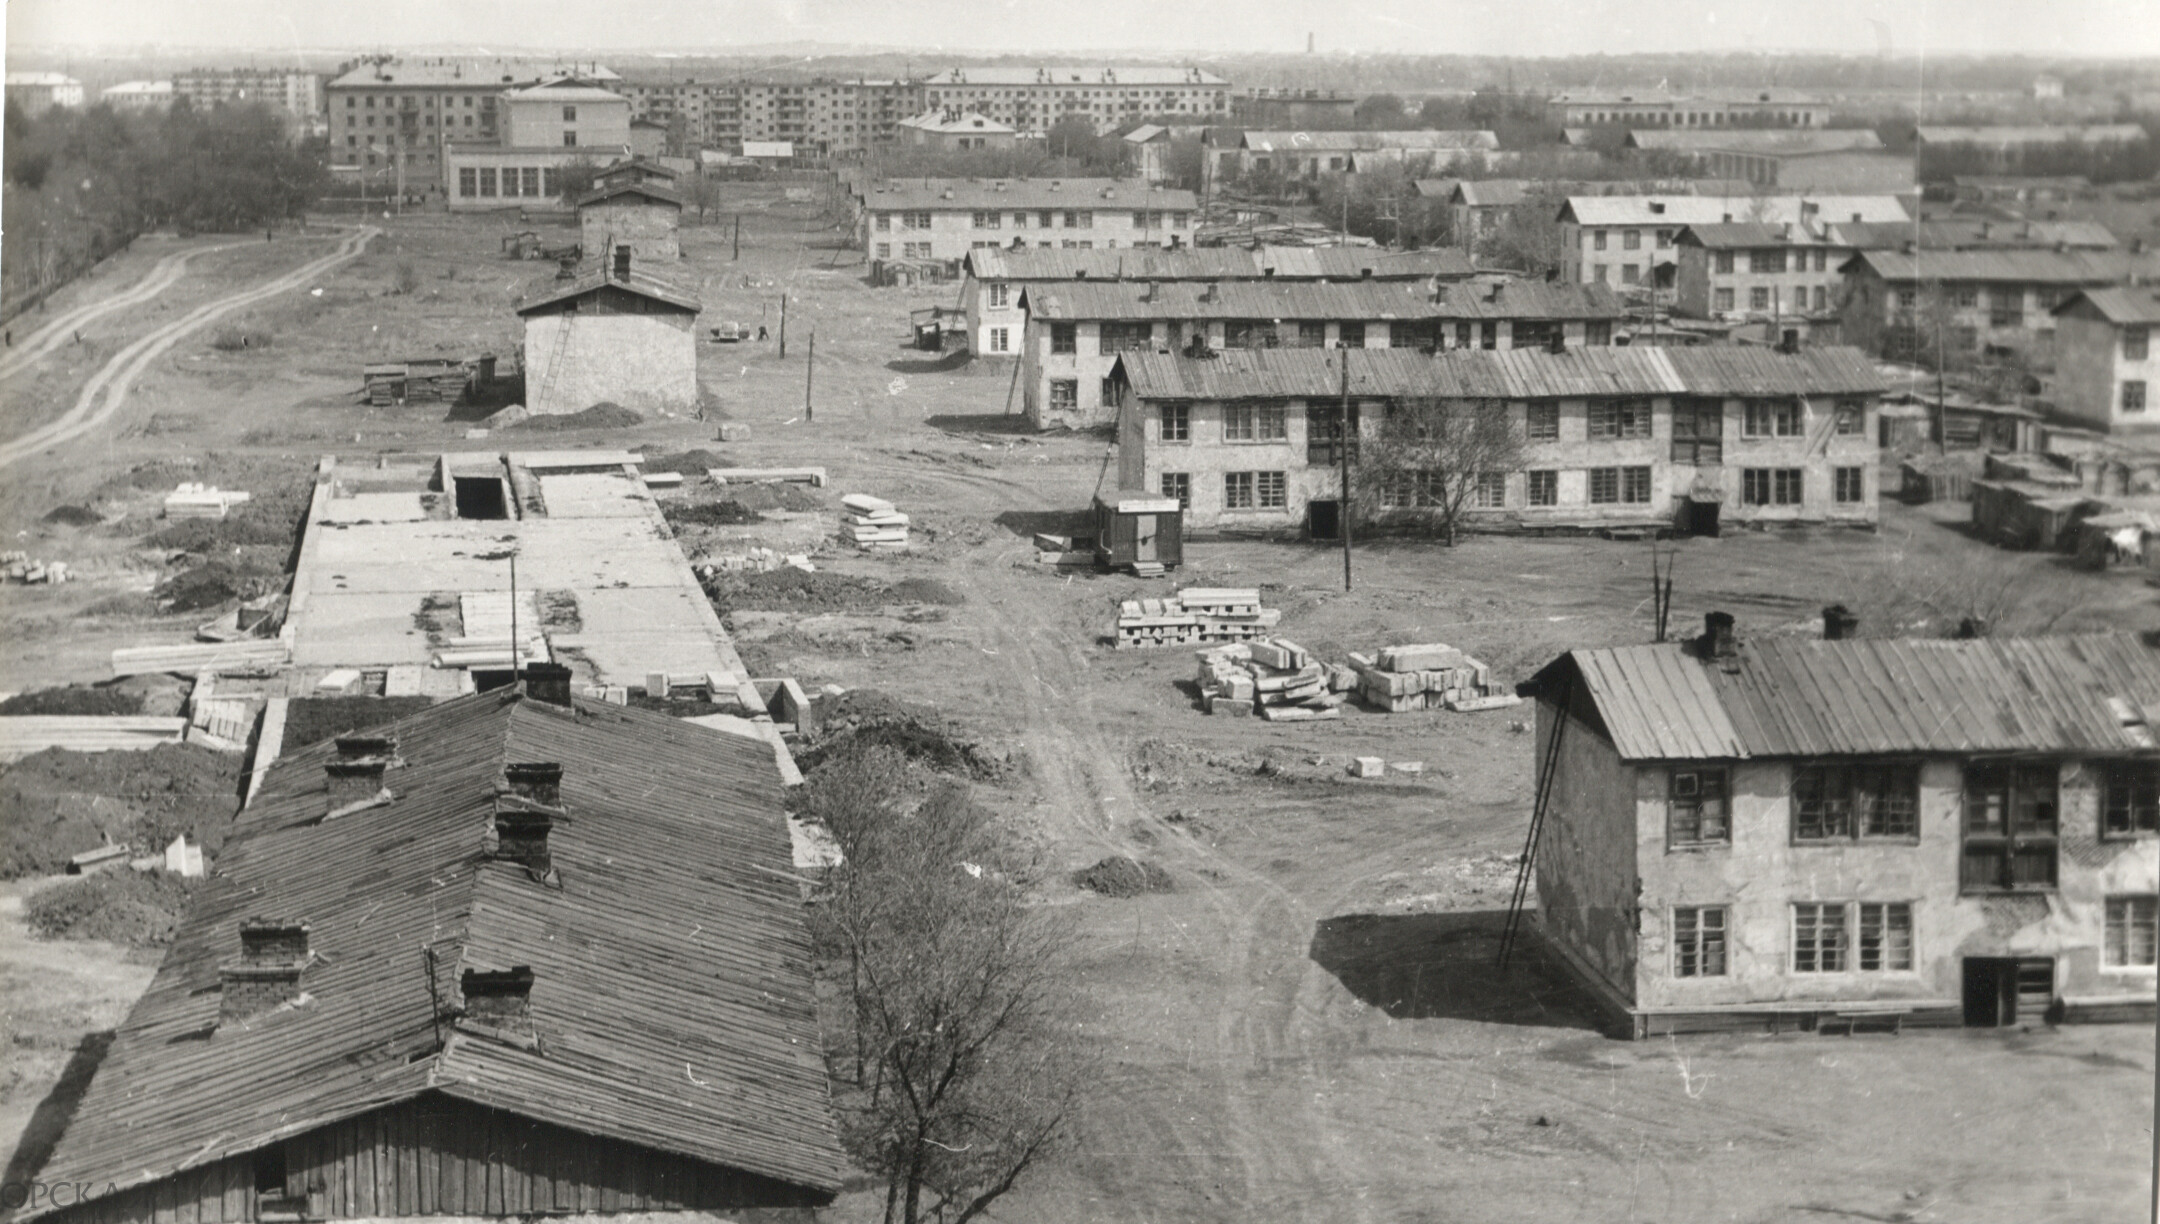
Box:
left=0, top=2, right=2156, bottom=1221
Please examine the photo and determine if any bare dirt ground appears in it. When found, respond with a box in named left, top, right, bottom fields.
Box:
left=0, top=191, right=2153, bottom=1223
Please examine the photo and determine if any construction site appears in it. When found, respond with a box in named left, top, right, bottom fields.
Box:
left=0, top=181, right=2154, bottom=1224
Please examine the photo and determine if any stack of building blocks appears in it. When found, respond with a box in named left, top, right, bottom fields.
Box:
left=163, top=484, right=251, bottom=520
left=1194, top=637, right=1349, bottom=721
left=842, top=493, right=910, bottom=550
left=1114, top=587, right=1281, bottom=649
left=1348, top=643, right=1520, bottom=713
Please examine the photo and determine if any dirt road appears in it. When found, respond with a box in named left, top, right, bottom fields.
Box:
left=0, top=243, right=247, bottom=383
left=0, top=226, right=377, bottom=469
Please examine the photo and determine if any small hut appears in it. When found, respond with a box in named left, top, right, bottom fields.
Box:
left=515, top=262, right=700, bottom=416
left=1093, top=488, right=1184, bottom=574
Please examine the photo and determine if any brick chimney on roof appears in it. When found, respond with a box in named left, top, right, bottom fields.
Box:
left=1701, top=611, right=1738, bottom=659
left=220, top=919, right=310, bottom=1023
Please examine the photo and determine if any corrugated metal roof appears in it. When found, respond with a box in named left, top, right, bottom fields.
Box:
left=575, top=181, right=683, bottom=209
left=1455, top=180, right=1529, bottom=207
left=516, top=268, right=701, bottom=315
left=1844, top=246, right=2160, bottom=285
left=1241, top=129, right=1498, bottom=152
left=1024, top=278, right=1623, bottom=322
left=1660, top=345, right=1890, bottom=396
left=1832, top=218, right=2118, bottom=250
left=2058, top=285, right=2160, bottom=325
left=28, top=690, right=846, bottom=1214
left=962, top=245, right=1473, bottom=282
left=1675, top=222, right=1799, bottom=248
left=1561, top=194, right=1910, bottom=227
left=1539, top=633, right=2160, bottom=761
left=861, top=177, right=1195, bottom=212
left=1628, top=128, right=1885, bottom=153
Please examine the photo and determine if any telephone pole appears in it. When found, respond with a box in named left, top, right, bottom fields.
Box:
left=1338, top=351, right=1354, bottom=592
left=804, top=330, right=816, bottom=422
left=778, top=293, right=788, bottom=358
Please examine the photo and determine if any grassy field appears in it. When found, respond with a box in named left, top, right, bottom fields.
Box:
left=0, top=187, right=2153, bottom=1224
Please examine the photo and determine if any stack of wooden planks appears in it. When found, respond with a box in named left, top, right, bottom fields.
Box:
left=1194, top=637, right=1354, bottom=721
left=1114, top=587, right=1281, bottom=649
left=163, top=484, right=252, bottom=520
left=0, top=716, right=190, bottom=763
left=842, top=493, right=909, bottom=550
left=1348, top=643, right=1520, bottom=713
left=112, top=639, right=290, bottom=677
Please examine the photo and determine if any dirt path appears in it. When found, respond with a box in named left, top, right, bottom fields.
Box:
left=0, top=242, right=246, bottom=384
left=0, top=226, right=377, bottom=468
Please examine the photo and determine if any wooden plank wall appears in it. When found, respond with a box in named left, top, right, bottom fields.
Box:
left=39, top=1095, right=816, bottom=1224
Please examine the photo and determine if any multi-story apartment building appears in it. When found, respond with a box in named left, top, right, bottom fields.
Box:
left=1029, top=278, right=1628, bottom=430
left=2050, top=287, right=2160, bottom=435
left=172, top=68, right=321, bottom=124
left=326, top=58, right=619, bottom=188
left=1548, top=88, right=1832, bottom=130
left=1673, top=223, right=1848, bottom=338
left=1110, top=344, right=1885, bottom=533
left=919, top=66, right=1228, bottom=137
left=1523, top=624, right=2159, bottom=1037
left=960, top=244, right=1476, bottom=358
left=444, top=80, right=633, bottom=211
left=1838, top=246, right=2160, bottom=359
left=3, top=73, right=83, bottom=115
left=1230, top=88, right=1356, bottom=129
left=1557, top=194, right=1911, bottom=287
left=859, top=178, right=1198, bottom=267
left=617, top=78, right=923, bottom=157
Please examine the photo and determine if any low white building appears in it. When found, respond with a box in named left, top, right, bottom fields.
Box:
left=860, top=177, right=1197, bottom=265
left=5, top=72, right=83, bottom=114
left=1557, top=194, right=1911, bottom=288
left=2051, top=287, right=2160, bottom=436
left=515, top=265, right=701, bottom=416
left=897, top=109, right=1017, bottom=151
left=100, top=80, right=174, bottom=111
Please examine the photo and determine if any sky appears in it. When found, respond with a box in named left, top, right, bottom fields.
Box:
left=7, top=0, right=2159, bottom=58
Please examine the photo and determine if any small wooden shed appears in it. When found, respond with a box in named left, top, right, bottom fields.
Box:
left=1093, top=489, right=1183, bottom=573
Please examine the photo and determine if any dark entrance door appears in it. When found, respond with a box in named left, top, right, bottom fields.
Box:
left=1686, top=498, right=1720, bottom=537
left=1309, top=499, right=1340, bottom=542
left=1963, top=957, right=2055, bottom=1026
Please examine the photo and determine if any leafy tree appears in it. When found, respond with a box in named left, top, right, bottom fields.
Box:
left=553, top=157, right=603, bottom=204
left=1480, top=194, right=1570, bottom=276
left=1354, top=93, right=1408, bottom=129
left=1354, top=395, right=1527, bottom=545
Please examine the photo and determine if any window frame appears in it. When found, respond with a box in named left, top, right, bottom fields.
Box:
left=1158, top=403, right=1190, bottom=443
left=2124, top=380, right=2148, bottom=414
left=1741, top=400, right=1802, bottom=439
left=1048, top=323, right=1077, bottom=355
left=1667, top=766, right=1731, bottom=849
left=1222, top=401, right=1287, bottom=443
left=1586, top=399, right=1651, bottom=441
left=1526, top=402, right=1560, bottom=442
left=2102, top=760, right=2159, bottom=837
left=1047, top=378, right=1079, bottom=411
left=1856, top=902, right=1914, bottom=973
left=1834, top=466, right=1865, bottom=504
left=1158, top=472, right=1190, bottom=509
left=1672, top=906, right=1728, bottom=978
left=2125, top=326, right=2151, bottom=362
left=1791, top=902, right=1849, bottom=973
left=1526, top=470, right=1558, bottom=507
left=1792, top=762, right=1920, bottom=842
left=1960, top=759, right=2059, bottom=894
left=2104, top=895, right=2158, bottom=969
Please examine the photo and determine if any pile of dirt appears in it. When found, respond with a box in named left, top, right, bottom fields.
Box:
left=1071, top=856, right=1175, bottom=897
left=0, top=743, right=243, bottom=880
left=25, top=871, right=199, bottom=946
left=704, top=569, right=966, bottom=615
left=507, top=402, right=643, bottom=430
left=641, top=448, right=731, bottom=475
left=0, top=685, right=144, bottom=717
left=798, top=688, right=1013, bottom=781
left=42, top=504, right=102, bottom=527
left=153, top=561, right=262, bottom=612
left=716, top=481, right=824, bottom=512
left=887, top=577, right=965, bottom=606
left=665, top=500, right=764, bottom=527
left=280, top=696, right=438, bottom=754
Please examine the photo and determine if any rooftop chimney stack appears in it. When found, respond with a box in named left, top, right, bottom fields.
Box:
left=325, top=758, right=389, bottom=813
left=460, top=967, right=535, bottom=1029
left=1702, top=611, right=1738, bottom=659
left=523, top=662, right=574, bottom=707
left=504, top=762, right=564, bottom=804
left=493, top=806, right=556, bottom=868
left=1821, top=604, right=1859, bottom=641
left=221, top=919, right=310, bottom=1022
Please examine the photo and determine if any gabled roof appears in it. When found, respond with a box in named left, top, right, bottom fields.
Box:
left=863, top=176, right=1194, bottom=212
left=967, top=245, right=1474, bottom=284
left=1559, top=194, right=1911, bottom=228
left=1124, top=124, right=1169, bottom=143
left=598, top=154, right=681, bottom=181
left=1841, top=246, right=2160, bottom=285
left=328, top=60, right=620, bottom=89
left=1831, top=217, right=2118, bottom=250
left=2054, top=286, right=2160, bottom=325
left=26, top=689, right=847, bottom=1215
left=1675, top=222, right=1807, bottom=248
left=1022, top=278, right=1622, bottom=323
left=899, top=109, right=1016, bottom=135
left=1628, top=128, right=1885, bottom=154
left=576, top=180, right=684, bottom=209
left=1527, top=633, right=2160, bottom=761
left=1454, top=180, right=1530, bottom=207
left=1659, top=344, right=1889, bottom=396
left=516, top=267, right=701, bottom=315
left=504, top=80, right=629, bottom=104
left=1241, top=129, right=1499, bottom=153
left=1916, top=124, right=2148, bottom=147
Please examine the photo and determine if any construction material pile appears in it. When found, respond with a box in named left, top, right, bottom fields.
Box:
left=842, top=493, right=909, bottom=551
left=162, top=484, right=251, bottom=520
left=695, top=547, right=816, bottom=577
left=1115, top=587, right=1280, bottom=649
left=3, top=552, right=70, bottom=584
left=1348, top=643, right=1520, bottom=713
left=1195, top=637, right=1353, bottom=722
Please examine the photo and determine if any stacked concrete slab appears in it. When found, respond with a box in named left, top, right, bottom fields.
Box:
left=842, top=493, right=909, bottom=550
left=1195, top=637, right=1355, bottom=721
left=1348, top=643, right=1519, bottom=713
left=1115, top=587, right=1281, bottom=649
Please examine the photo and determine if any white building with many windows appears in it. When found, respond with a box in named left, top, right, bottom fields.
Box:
left=858, top=178, right=1197, bottom=266
left=2050, top=286, right=2160, bottom=436
left=918, top=66, right=1227, bottom=136
left=1557, top=194, right=1910, bottom=288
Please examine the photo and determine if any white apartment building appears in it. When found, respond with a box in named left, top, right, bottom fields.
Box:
left=861, top=178, right=1198, bottom=265
left=1556, top=194, right=1911, bottom=288
left=919, top=66, right=1228, bottom=136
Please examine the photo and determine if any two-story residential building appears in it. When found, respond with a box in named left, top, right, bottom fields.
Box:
left=1837, top=246, right=2160, bottom=359
left=1521, top=623, right=2160, bottom=1037
left=896, top=109, right=1017, bottom=152
left=919, top=66, right=1228, bottom=137
left=327, top=58, right=620, bottom=190
left=1559, top=195, right=1911, bottom=288
left=446, top=79, right=635, bottom=211
left=1230, top=130, right=1499, bottom=183
left=1028, top=279, right=1627, bottom=429
left=1673, top=222, right=1850, bottom=340
left=959, top=244, right=1476, bottom=357
left=860, top=178, right=1198, bottom=267
left=1108, top=343, right=1885, bottom=533
left=2050, top=287, right=2160, bottom=435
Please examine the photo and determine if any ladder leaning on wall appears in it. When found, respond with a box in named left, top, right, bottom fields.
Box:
left=535, top=310, right=576, bottom=409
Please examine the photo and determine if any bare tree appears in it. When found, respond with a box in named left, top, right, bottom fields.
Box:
left=553, top=156, right=602, bottom=204
left=1353, top=397, right=1527, bottom=545
left=682, top=171, right=723, bottom=223
left=802, top=754, right=1086, bottom=1224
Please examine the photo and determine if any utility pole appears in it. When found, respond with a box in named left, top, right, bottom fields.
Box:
left=1338, top=351, right=1354, bottom=592
left=732, top=213, right=741, bottom=261
left=778, top=293, right=788, bottom=358
left=508, top=553, right=520, bottom=683
left=804, top=330, right=815, bottom=421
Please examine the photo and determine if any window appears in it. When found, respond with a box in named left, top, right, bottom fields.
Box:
left=1714, top=287, right=1735, bottom=312
left=1222, top=402, right=1287, bottom=442
left=1337, top=321, right=1365, bottom=349
left=906, top=211, right=932, bottom=229
left=1749, top=249, right=1784, bottom=274
left=1158, top=403, right=1189, bottom=442
left=1655, top=228, right=1674, bottom=249
left=875, top=243, right=892, bottom=259
left=1812, top=249, right=1827, bottom=272
left=1100, top=322, right=1152, bottom=354
left=1832, top=466, right=1865, bottom=504
left=1742, top=400, right=1801, bottom=437
left=1472, top=471, right=1506, bottom=509
left=987, top=327, right=1009, bottom=352
left=459, top=167, right=476, bottom=196
left=562, top=131, right=577, bottom=147
left=1741, top=468, right=1803, bottom=506
left=1586, top=400, right=1651, bottom=440
left=1669, top=768, right=1729, bottom=846
left=1749, top=286, right=1771, bottom=311
left=2126, top=326, right=2151, bottom=361
left=1159, top=472, right=1190, bottom=509
left=1306, top=402, right=1360, bottom=466
left=1526, top=470, right=1558, bottom=507
left=1673, top=907, right=1727, bottom=977
left=1714, top=250, right=1735, bottom=274
left=1593, top=229, right=1607, bottom=251
left=1793, top=763, right=1918, bottom=840
left=1962, top=761, right=2058, bottom=892
left=1224, top=321, right=1276, bottom=349
left=1527, top=403, right=1560, bottom=441
left=903, top=242, right=931, bottom=259
left=1670, top=399, right=1722, bottom=464
left=2105, top=897, right=2158, bottom=968
left=1588, top=467, right=1617, bottom=504
left=1066, top=210, right=1092, bottom=228
left=2103, top=761, right=2159, bottom=836
left=478, top=168, right=497, bottom=197
left=1012, top=212, right=1028, bottom=229
left=1254, top=471, right=1287, bottom=508
left=1049, top=323, right=1076, bottom=354
left=1834, top=401, right=1864, bottom=435
left=1224, top=472, right=1257, bottom=509
left=1792, top=903, right=1848, bottom=973
left=1622, top=229, right=1640, bottom=251
left=1955, top=286, right=1979, bottom=309
left=1048, top=380, right=1078, bottom=411
left=1812, top=286, right=1828, bottom=312
left=971, top=210, right=1000, bottom=229
left=986, top=282, right=1008, bottom=307
left=1621, top=264, right=1640, bottom=285
left=521, top=168, right=539, bottom=196
left=1585, top=320, right=1613, bottom=346
left=562, top=105, right=577, bottom=121
left=1479, top=322, right=1498, bottom=350
left=1290, top=321, right=1328, bottom=348
left=1857, top=903, right=1913, bottom=972
left=1594, top=264, right=1608, bottom=283
left=2125, top=381, right=2148, bottom=414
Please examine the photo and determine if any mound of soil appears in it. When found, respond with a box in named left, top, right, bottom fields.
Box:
left=665, top=500, right=764, bottom=527
left=1071, top=856, right=1175, bottom=897
left=705, top=569, right=966, bottom=615
left=280, top=696, right=439, bottom=754
left=798, top=688, right=1013, bottom=781
left=641, top=448, right=731, bottom=475
left=42, top=504, right=102, bottom=527
left=25, top=871, right=199, bottom=946
left=887, top=577, right=965, bottom=606
left=0, top=685, right=144, bottom=717
left=153, top=561, right=250, bottom=612
left=718, top=481, right=824, bottom=513
left=0, top=743, right=243, bottom=880
left=507, top=402, right=643, bottom=431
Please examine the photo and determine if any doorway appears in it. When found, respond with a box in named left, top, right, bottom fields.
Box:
left=1134, top=514, right=1157, bottom=564
left=1963, top=957, right=2055, bottom=1026
left=1309, top=499, right=1341, bottom=542
left=453, top=476, right=508, bottom=520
